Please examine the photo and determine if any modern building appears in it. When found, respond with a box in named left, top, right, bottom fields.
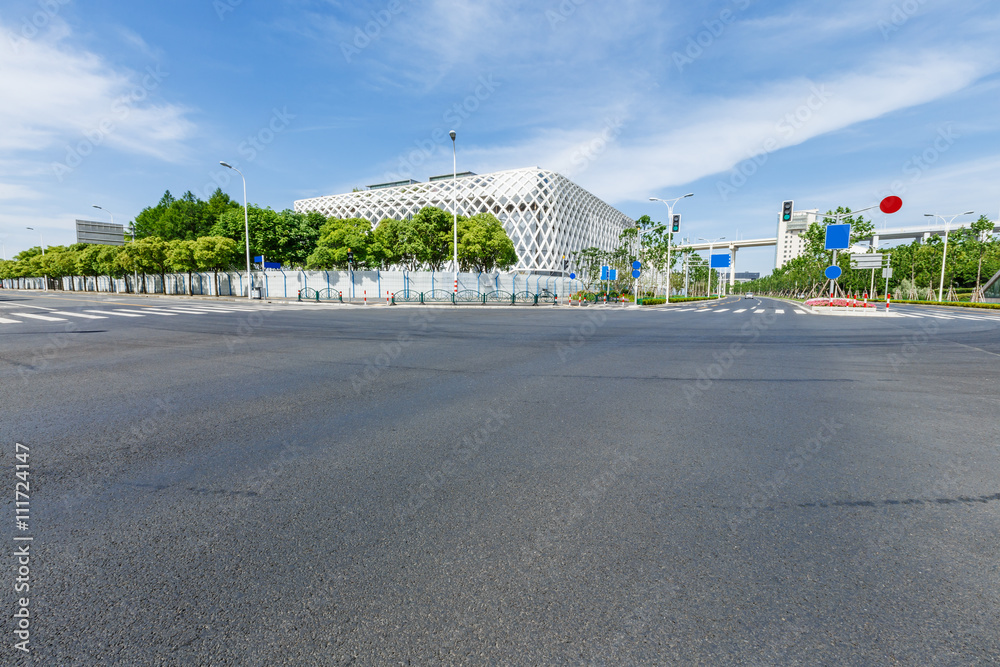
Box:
left=983, top=268, right=1000, bottom=303
left=294, top=167, right=633, bottom=273
left=775, top=209, right=819, bottom=269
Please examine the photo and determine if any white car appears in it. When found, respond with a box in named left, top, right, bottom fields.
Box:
left=745, top=293, right=754, bottom=299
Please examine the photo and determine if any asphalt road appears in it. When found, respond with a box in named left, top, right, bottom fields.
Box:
left=2, top=289, right=999, bottom=665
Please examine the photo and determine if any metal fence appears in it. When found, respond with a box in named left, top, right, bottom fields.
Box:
left=2, top=271, right=586, bottom=301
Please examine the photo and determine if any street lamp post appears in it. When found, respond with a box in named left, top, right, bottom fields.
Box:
left=220, top=162, right=252, bottom=301
left=649, top=193, right=693, bottom=301
left=925, top=211, right=974, bottom=302
left=698, top=236, right=725, bottom=298
left=450, top=131, right=458, bottom=295
left=26, top=227, right=45, bottom=291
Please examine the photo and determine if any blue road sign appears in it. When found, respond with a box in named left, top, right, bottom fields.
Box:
left=632, top=260, right=642, bottom=270
left=825, top=265, right=843, bottom=280
left=254, top=255, right=264, bottom=263
left=609, top=269, right=617, bottom=281
left=569, top=272, right=576, bottom=280
left=632, top=269, right=641, bottom=279
left=264, top=262, right=281, bottom=269
left=825, top=224, right=851, bottom=250
left=710, top=254, right=731, bottom=269
left=601, top=266, right=609, bottom=281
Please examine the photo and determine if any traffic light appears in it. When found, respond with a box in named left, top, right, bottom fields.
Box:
left=672, top=215, right=681, bottom=233
left=346, top=248, right=354, bottom=267
left=562, top=256, right=569, bottom=270
left=782, top=200, right=794, bottom=223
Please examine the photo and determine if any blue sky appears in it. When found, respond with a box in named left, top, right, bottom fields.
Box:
left=2, top=0, right=999, bottom=274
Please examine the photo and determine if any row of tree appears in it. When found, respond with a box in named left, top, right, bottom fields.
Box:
left=739, top=212, right=999, bottom=300
left=3, top=186, right=520, bottom=290
left=1, top=237, right=242, bottom=294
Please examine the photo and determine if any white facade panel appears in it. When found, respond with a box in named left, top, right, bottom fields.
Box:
left=294, top=167, right=633, bottom=273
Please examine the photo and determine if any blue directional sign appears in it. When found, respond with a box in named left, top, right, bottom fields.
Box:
left=601, top=266, right=609, bottom=281
left=632, top=269, right=641, bottom=279
left=254, top=255, right=264, bottom=263
left=264, top=262, right=281, bottom=269
left=632, top=260, right=642, bottom=271
left=710, top=254, right=731, bottom=269
left=609, top=269, right=617, bottom=281
left=825, top=224, right=851, bottom=250
left=825, top=265, right=843, bottom=280
left=569, top=273, right=576, bottom=280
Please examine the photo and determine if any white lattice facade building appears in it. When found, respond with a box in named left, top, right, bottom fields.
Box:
left=293, top=167, right=632, bottom=273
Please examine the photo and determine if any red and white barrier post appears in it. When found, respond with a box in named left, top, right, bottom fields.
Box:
left=386, top=290, right=390, bottom=306
left=886, top=293, right=891, bottom=311
left=364, top=290, right=367, bottom=306
left=863, top=291, right=868, bottom=308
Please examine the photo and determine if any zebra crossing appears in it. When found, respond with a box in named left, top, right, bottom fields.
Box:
left=0, top=302, right=316, bottom=326
left=655, top=305, right=998, bottom=322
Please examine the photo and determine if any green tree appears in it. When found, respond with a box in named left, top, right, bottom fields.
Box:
left=306, top=217, right=374, bottom=270
left=166, top=239, right=199, bottom=295
left=194, top=236, right=240, bottom=295
left=411, top=207, right=455, bottom=270
left=457, top=213, right=517, bottom=272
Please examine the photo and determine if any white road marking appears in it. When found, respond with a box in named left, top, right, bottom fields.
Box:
left=715, top=309, right=730, bottom=313
left=775, top=309, right=785, bottom=314
left=753, top=309, right=765, bottom=314
left=0, top=317, right=23, bottom=324
left=84, top=310, right=144, bottom=317
left=50, top=311, right=107, bottom=319
left=734, top=309, right=747, bottom=313
left=10, top=312, right=67, bottom=322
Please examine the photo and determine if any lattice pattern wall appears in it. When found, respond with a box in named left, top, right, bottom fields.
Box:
left=294, top=167, right=632, bottom=272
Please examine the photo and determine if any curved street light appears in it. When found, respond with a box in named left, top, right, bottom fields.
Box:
left=220, top=162, right=253, bottom=301
left=649, top=193, right=693, bottom=301
left=925, top=211, right=974, bottom=302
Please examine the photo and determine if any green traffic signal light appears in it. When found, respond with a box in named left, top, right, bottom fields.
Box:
left=782, top=200, right=794, bottom=222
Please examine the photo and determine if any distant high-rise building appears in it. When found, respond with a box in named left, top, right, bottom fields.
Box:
left=775, top=209, right=819, bottom=269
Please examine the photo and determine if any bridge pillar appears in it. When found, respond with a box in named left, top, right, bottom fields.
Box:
left=729, top=245, right=737, bottom=287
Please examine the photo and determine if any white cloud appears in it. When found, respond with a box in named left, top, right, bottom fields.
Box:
left=0, top=17, right=196, bottom=163
left=446, top=51, right=996, bottom=203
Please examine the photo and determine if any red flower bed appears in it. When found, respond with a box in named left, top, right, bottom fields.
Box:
left=805, top=298, right=876, bottom=308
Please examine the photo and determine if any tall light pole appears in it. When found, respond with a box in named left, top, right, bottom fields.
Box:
left=699, top=236, right=725, bottom=298
left=649, top=193, right=693, bottom=301
left=925, top=211, right=974, bottom=302
left=450, top=130, right=458, bottom=295
left=220, top=162, right=252, bottom=301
